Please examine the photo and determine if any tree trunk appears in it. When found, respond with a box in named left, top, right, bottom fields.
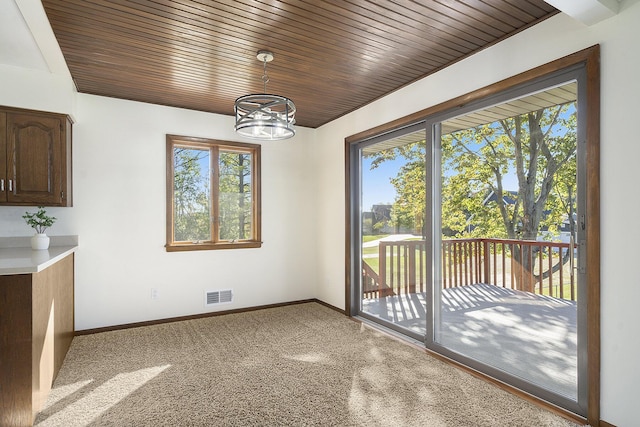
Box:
left=511, top=245, right=536, bottom=293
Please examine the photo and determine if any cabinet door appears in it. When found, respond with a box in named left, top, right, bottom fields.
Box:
left=0, top=113, right=6, bottom=203
left=6, top=113, right=64, bottom=205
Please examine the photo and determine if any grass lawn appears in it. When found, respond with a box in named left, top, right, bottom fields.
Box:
left=362, top=246, right=379, bottom=256
left=362, top=234, right=389, bottom=243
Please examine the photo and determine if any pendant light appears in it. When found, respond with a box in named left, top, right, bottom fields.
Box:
left=234, top=50, right=296, bottom=140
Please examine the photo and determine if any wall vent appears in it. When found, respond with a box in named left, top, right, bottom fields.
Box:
left=205, top=289, right=233, bottom=307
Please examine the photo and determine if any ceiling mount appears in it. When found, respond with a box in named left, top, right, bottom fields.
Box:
left=256, top=50, right=274, bottom=63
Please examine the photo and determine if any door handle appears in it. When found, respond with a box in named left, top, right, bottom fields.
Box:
left=578, top=241, right=586, bottom=274
left=0, top=179, right=4, bottom=192
left=569, top=234, right=575, bottom=278
left=571, top=234, right=586, bottom=275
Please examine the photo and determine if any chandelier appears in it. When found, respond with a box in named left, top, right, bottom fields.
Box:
left=234, top=50, right=296, bottom=140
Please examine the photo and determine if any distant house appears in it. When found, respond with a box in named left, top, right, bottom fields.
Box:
left=467, top=189, right=575, bottom=242
left=482, top=189, right=518, bottom=206
left=362, top=204, right=414, bottom=235
left=372, top=204, right=392, bottom=223
left=361, top=204, right=393, bottom=234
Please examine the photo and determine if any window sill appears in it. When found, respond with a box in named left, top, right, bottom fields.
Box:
left=165, top=241, right=262, bottom=252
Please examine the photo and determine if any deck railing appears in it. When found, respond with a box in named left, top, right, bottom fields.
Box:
left=362, top=238, right=575, bottom=300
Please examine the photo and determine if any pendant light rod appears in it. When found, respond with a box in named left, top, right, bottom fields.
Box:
left=257, top=50, right=273, bottom=93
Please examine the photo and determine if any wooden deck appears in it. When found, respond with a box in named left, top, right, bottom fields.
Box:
left=361, top=283, right=577, bottom=399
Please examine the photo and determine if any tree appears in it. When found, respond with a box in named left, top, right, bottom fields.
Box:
left=367, top=101, right=577, bottom=293
left=368, top=141, right=427, bottom=235
left=218, top=152, right=252, bottom=241
left=443, top=102, right=577, bottom=291
left=173, top=148, right=210, bottom=242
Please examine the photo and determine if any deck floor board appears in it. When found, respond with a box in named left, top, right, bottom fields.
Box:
left=362, top=283, right=577, bottom=399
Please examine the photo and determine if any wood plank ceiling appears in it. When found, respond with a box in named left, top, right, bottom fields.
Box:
left=41, top=0, right=558, bottom=129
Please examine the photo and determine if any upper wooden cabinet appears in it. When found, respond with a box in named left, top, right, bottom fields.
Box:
left=0, top=106, right=73, bottom=206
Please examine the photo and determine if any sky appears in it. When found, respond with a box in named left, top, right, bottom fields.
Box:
left=361, top=156, right=401, bottom=210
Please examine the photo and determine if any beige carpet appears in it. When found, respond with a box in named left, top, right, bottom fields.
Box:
left=35, top=303, right=581, bottom=426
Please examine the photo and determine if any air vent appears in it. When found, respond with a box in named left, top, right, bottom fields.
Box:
left=205, top=289, right=233, bottom=307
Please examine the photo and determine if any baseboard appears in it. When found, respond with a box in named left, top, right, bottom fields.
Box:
left=600, top=421, right=616, bottom=427
left=313, top=298, right=346, bottom=314
left=75, top=298, right=324, bottom=336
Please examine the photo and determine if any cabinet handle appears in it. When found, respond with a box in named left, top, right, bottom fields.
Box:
left=0, top=179, right=3, bottom=192
left=8, top=180, right=12, bottom=192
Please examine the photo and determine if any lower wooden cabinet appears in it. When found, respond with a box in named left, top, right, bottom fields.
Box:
left=0, top=254, right=74, bottom=427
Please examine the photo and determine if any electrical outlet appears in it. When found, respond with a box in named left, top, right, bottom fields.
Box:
left=151, top=288, right=159, bottom=300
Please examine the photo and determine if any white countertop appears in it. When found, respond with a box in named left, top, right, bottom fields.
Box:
left=0, top=236, right=78, bottom=275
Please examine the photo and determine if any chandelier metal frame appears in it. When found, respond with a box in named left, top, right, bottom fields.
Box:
left=234, top=50, right=296, bottom=140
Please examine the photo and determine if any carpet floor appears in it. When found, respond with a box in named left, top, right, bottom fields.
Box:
left=35, top=303, right=581, bottom=426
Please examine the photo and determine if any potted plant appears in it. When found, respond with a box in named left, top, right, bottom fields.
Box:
left=23, top=207, right=57, bottom=250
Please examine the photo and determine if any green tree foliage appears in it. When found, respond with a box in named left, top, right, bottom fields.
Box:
left=174, top=148, right=253, bottom=242
left=390, top=155, right=426, bottom=234
left=366, top=101, right=577, bottom=292
left=219, top=152, right=252, bottom=241
left=369, top=142, right=427, bottom=235
left=173, top=148, right=210, bottom=242
left=442, top=102, right=577, bottom=244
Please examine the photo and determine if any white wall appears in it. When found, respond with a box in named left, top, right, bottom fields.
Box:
left=0, top=85, right=318, bottom=331
left=67, top=94, right=317, bottom=330
left=314, top=3, right=640, bottom=425
left=0, top=63, right=75, bottom=115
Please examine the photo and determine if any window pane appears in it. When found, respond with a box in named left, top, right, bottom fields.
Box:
left=218, top=150, right=252, bottom=241
left=173, top=147, right=211, bottom=242
left=434, top=81, right=580, bottom=402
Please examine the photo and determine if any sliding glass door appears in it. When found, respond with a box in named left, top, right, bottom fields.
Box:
left=429, top=77, right=584, bottom=412
left=350, top=63, right=590, bottom=416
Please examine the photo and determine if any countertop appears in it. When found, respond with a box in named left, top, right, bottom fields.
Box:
left=0, top=236, right=78, bottom=275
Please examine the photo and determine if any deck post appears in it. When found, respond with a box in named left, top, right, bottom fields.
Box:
left=408, top=242, right=416, bottom=294
left=483, top=239, right=490, bottom=285
left=379, top=242, right=392, bottom=297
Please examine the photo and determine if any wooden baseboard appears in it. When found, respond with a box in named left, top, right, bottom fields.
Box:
left=75, top=298, right=321, bottom=335
left=600, top=420, right=616, bottom=427
left=313, top=298, right=346, bottom=314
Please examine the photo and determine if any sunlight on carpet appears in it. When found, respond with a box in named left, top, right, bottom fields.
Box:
left=36, top=365, right=170, bottom=427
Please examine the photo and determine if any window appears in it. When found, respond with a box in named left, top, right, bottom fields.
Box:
left=166, top=135, right=261, bottom=251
